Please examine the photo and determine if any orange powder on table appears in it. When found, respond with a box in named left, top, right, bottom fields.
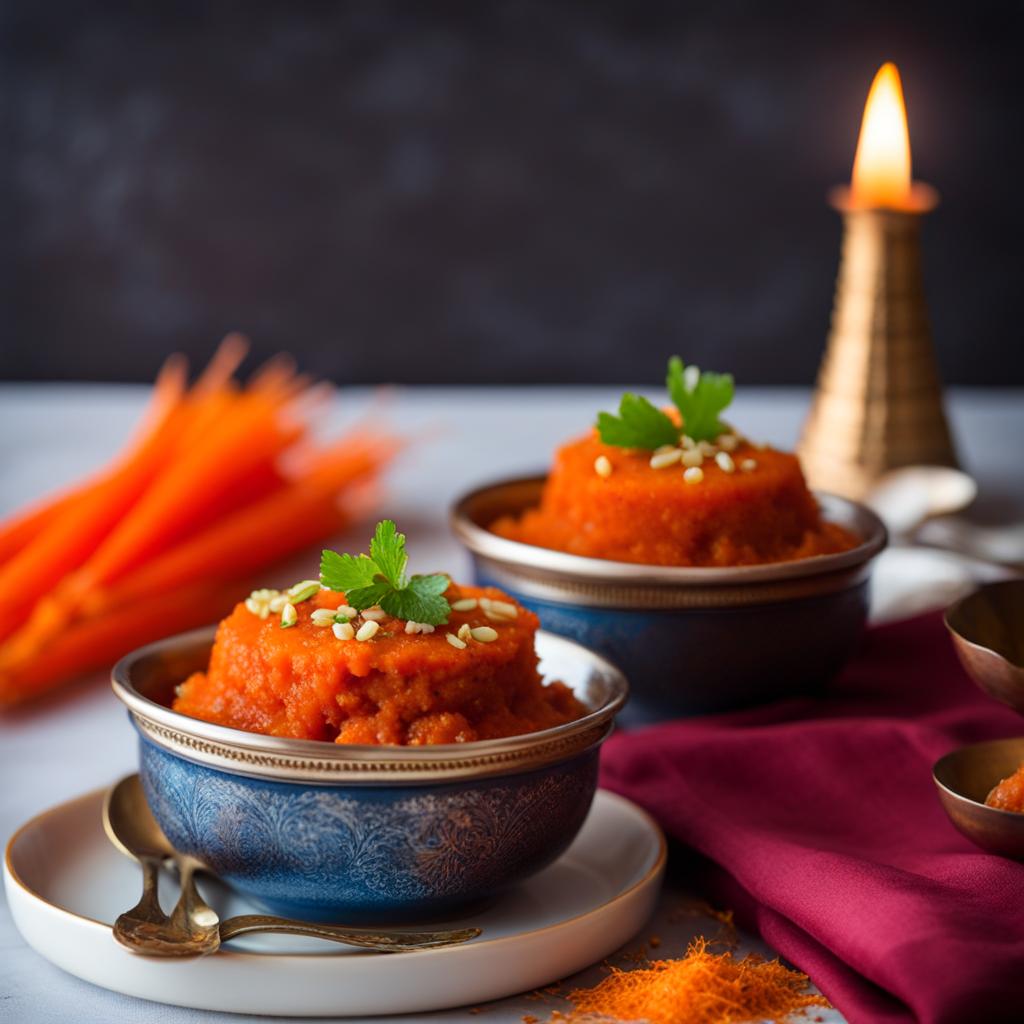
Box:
left=492, top=429, right=859, bottom=567
left=548, top=937, right=830, bottom=1024
left=173, top=585, right=584, bottom=745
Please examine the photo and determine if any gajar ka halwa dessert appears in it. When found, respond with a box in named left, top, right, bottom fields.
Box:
left=492, top=357, right=859, bottom=567
left=985, top=763, right=1024, bottom=813
left=173, top=520, right=584, bottom=745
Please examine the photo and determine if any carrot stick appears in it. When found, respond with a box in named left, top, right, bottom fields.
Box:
left=0, top=580, right=243, bottom=707
left=0, top=380, right=189, bottom=642
left=64, top=393, right=304, bottom=592
left=248, top=353, right=298, bottom=396
left=1, top=436, right=395, bottom=688
left=81, top=436, right=394, bottom=615
left=191, top=333, right=249, bottom=396
left=0, top=354, right=187, bottom=566
left=0, top=492, right=79, bottom=566
left=0, top=341, right=402, bottom=708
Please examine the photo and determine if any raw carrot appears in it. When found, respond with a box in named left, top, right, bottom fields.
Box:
left=0, top=581, right=243, bottom=707
left=0, top=491, right=79, bottom=566
left=0, top=441, right=392, bottom=695
left=0, top=340, right=400, bottom=707
left=0, top=353, right=187, bottom=566
left=63, top=394, right=303, bottom=592
left=0, top=382, right=189, bottom=642
left=80, top=436, right=396, bottom=616
left=191, top=332, right=250, bottom=396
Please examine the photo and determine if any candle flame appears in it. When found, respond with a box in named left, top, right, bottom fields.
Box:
left=850, top=62, right=913, bottom=210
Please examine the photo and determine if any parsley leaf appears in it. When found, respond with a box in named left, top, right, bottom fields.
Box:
left=666, top=356, right=734, bottom=443
left=595, top=357, right=736, bottom=450
left=343, top=580, right=392, bottom=609
left=320, top=520, right=452, bottom=625
left=369, top=519, right=408, bottom=588
left=596, top=393, right=679, bottom=450
left=379, top=574, right=451, bottom=624
left=319, top=550, right=379, bottom=592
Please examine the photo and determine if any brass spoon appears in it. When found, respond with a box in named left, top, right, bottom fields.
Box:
left=104, top=775, right=481, bottom=957
left=104, top=776, right=220, bottom=956
left=865, top=465, right=978, bottom=540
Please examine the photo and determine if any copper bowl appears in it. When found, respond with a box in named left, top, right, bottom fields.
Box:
left=944, top=580, right=1024, bottom=713
left=933, top=737, right=1024, bottom=859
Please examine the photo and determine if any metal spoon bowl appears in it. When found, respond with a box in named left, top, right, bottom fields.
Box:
left=104, top=775, right=481, bottom=957
left=866, top=465, right=978, bottom=539
left=933, top=737, right=1024, bottom=859
left=944, top=579, right=1024, bottom=713
left=103, top=775, right=218, bottom=954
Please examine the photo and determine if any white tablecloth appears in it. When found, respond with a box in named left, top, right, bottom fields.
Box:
left=2, top=384, right=1021, bottom=1024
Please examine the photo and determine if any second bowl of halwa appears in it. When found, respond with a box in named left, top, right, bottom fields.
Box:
left=452, top=358, right=886, bottom=719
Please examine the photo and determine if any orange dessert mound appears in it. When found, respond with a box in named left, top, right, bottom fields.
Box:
left=492, top=429, right=859, bottom=567
left=172, top=585, right=584, bottom=745
left=985, top=762, right=1024, bottom=812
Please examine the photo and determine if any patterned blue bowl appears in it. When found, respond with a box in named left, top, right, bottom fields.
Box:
left=111, top=628, right=626, bottom=924
left=452, top=476, right=887, bottom=724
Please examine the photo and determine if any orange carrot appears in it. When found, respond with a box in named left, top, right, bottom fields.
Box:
left=81, top=436, right=395, bottom=615
left=0, top=491, right=79, bottom=566
left=0, top=354, right=186, bottom=566
left=0, top=580, right=243, bottom=707
left=191, top=332, right=249, bottom=396
left=63, top=394, right=303, bottom=593
left=0, top=343, right=400, bottom=707
left=2, top=430, right=398, bottom=671
left=0, top=377, right=189, bottom=642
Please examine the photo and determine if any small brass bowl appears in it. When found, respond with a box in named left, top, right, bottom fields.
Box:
left=945, top=580, right=1024, bottom=713
left=451, top=475, right=886, bottom=722
left=933, top=737, right=1024, bottom=859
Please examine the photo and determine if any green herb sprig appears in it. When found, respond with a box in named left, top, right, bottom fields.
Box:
left=320, top=521, right=451, bottom=625
left=596, top=356, right=735, bottom=449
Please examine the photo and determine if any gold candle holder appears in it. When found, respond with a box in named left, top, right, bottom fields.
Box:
left=798, top=185, right=959, bottom=500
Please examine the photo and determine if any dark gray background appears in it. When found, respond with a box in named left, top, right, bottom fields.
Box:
left=3, top=1, right=1021, bottom=386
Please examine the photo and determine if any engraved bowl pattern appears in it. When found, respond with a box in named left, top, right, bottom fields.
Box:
left=115, top=628, right=626, bottom=923
left=451, top=475, right=887, bottom=723
left=140, top=740, right=598, bottom=921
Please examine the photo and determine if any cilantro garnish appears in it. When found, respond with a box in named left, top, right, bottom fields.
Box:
left=320, top=521, right=451, bottom=625
left=596, top=394, right=679, bottom=450
left=596, top=356, right=735, bottom=449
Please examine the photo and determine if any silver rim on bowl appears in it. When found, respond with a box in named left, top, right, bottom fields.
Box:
left=112, top=627, right=628, bottom=785
left=450, top=475, right=888, bottom=609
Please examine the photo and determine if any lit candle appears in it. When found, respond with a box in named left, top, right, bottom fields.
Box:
left=799, top=61, right=957, bottom=497
left=835, top=61, right=936, bottom=213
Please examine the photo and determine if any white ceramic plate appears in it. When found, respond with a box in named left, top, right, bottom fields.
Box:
left=5, top=787, right=664, bottom=1017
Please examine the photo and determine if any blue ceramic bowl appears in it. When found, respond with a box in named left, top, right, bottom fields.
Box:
left=451, top=476, right=886, bottom=724
left=111, top=628, right=626, bottom=924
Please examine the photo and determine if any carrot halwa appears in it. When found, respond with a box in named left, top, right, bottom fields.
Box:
left=492, top=429, right=859, bottom=567
left=985, top=762, right=1024, bottom=812
left=173, top=585, right=584, bottom=745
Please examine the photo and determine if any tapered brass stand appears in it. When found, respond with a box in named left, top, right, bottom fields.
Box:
left=798, top=188, right=958, bottom=499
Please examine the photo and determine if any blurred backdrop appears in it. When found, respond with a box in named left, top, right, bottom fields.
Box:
left=2, top=0, right=1021, bottom=386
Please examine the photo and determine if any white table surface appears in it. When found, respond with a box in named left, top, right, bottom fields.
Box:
left=2, top=383, right=1021, bottom=1024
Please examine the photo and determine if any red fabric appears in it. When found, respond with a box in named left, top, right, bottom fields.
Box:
left=599, top=612, right=1024, bottom=1024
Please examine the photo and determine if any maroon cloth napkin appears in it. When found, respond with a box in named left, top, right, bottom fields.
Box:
left=599, top=612, right=1024, bottom=1024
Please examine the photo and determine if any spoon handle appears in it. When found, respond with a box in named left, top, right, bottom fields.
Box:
left=218, top=915, right=481, bottom=952
left=136, top=855, right=164, bottom=918
left=168, top=857, right=219, bottom=933
left=112, top=855, right=172, bottom=953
